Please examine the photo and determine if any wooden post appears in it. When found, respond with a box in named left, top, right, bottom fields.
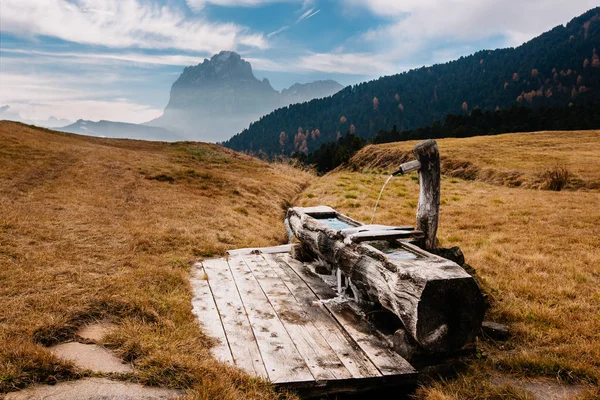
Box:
left=413, top=140, right=440, bottom=250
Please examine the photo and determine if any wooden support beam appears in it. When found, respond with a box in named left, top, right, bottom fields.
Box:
left=413, top=140, right=441, bottom=250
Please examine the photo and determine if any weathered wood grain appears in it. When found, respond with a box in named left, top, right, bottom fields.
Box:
left=242, top=253, right=352, bottom=380
left=190, top=263, right=233, bottom=365
left=201, top=259, right=267, bottom=378
left=226, top=244, right=293, bottom=256
left=263, top=253, right=387, bottom=379
left=281, top=255, right=416, bottom=376
left=227, top=255, right=314, bottom=384
left=413, top=139, right=441, bottom=250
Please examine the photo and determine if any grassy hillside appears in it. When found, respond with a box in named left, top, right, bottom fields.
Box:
left=0, top=121, right=312, bottom=398
left=351, top=130, right=600, bottom=190
left=297, top=130, right=600, bottom=399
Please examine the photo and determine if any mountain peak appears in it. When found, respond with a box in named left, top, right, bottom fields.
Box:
left=149, top=50, right=343, bottom=141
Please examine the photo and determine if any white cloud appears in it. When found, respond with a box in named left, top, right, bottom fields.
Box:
left=2, top=48, right=206, bottom=67
left=248, top=52, right=399, bottom=75
left=1, top=0, right=268, bottom=54
left=348, top=0, right=598, bottom=54
left=297, top=52, right=398, bottom=75
left=0, top=70, right=162, bottom=123
left=268, top=26, right=290, bottom=37
left=301, top=9, right=320, bottom=22
left=187, top=0, right=301, bottom=10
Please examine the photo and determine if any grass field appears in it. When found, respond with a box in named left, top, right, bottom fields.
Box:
left=1, top=123, right=599, bottom=399
left=352, top=131, right=600, bottom=191
left=298, top=130, right=600, bottom=399
left=0, top=121, right=311, bottom=399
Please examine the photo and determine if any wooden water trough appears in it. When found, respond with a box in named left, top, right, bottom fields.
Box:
left=190, top=139, right=486, bottom=396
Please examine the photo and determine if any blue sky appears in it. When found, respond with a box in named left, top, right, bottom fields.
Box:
left=0, top=0, right=597, bottom=124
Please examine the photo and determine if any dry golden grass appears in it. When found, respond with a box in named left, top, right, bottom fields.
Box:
left=0, top=121, right=313, bottom=398
left=298, top=131, right=600, bottom=399
left=352, top=130, right=600, bottom=190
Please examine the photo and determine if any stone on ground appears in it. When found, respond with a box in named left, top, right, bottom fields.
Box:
left=492, top=376, right=590, bottom=400
left=5, top=377, right=181, bottom=400
left=50, top=342, right=133, bottom=374
left=77, top=322, right=116, bottom=343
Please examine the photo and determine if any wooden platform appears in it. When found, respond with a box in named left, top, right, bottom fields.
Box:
left=190, top=246, right=417, bottom=396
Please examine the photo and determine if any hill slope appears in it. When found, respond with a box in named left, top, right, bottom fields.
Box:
left=0, top=121, right=311, bottom=398
left=225, top=7, right=600, bottom=155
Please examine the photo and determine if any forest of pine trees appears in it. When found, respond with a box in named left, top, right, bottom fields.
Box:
left=225, top=8, right=600, bottom=157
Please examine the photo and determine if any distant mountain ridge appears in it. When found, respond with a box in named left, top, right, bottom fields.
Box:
left=147, top=51, right=343, bottom=141
left=59, top=119, right=179, bottom=141
left=224, top=7, right=600, bottom=156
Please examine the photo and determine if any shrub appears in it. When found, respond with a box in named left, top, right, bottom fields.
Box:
left=540, top=166, right=570, bottom=191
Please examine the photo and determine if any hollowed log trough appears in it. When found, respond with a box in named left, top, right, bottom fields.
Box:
left=287, top=140, right=486, bottom=355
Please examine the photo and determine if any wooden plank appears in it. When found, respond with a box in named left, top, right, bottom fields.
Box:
left=227, top=255, right=314, bottom=384
left=346, top=230, right=424, bottom=242
left=280, top=255, right=416, bottom=376
left=201, top=259, right=268, bottom=378
left=226, top=244, right=293, bottom=256
left=242, top=253, right=352, bottom=381
left=189, top=263, right=233, bottom=365
left=262, top=253, right=383, bottom=379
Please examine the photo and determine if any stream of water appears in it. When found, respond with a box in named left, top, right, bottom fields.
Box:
left=369, top=174, right=393, bottom=224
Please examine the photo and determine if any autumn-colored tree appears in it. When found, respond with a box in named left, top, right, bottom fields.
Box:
left=299, top=139, right=308, bottom=155
left=524, top=90, right=536, bottom=104
left=340, top=116, right=347, bottom=124
left=349, top=124, right=356, bottom=134
left=531, top=68, right=539, bottom=78
left=461, top=101, right=468, bottom=112
left=279, top=131, right=287, bottom=150
left=512, top=72, right=519, bottom=82
left=372, top=97, right=379, bottom=111
left=394, top=93, right=400, bottom=102
left=571, top=87, right=578, bottom=98
left=294, top=128, right=307, bottom=152
left=583, top=58, right=590, bottom=68
left=545, top=88, right=553, bottom=98
left=516, top=95, right=523, bottom=103
left=553, top=72, right=559, bottom=81
left=578, top=85, right=587, bottom=94
left=398, top=103, right=404, bottom=112
left=577, top=75, right=584, bottom=85
left=480, top=59, right=484, bottom=65
left=592, top=52, right=600, bottom=68
left=503, top=82, right=509, bottom=90
left=336, top=131, right=341, bottom=140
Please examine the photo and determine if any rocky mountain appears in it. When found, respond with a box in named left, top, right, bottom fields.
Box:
left=281, top=80, right=344, bottom=104
left=224, top=7, right=600, bottom=156
left=59, top=120, right=179, bottom=141
left=147, top=51, right=343, bottom=142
